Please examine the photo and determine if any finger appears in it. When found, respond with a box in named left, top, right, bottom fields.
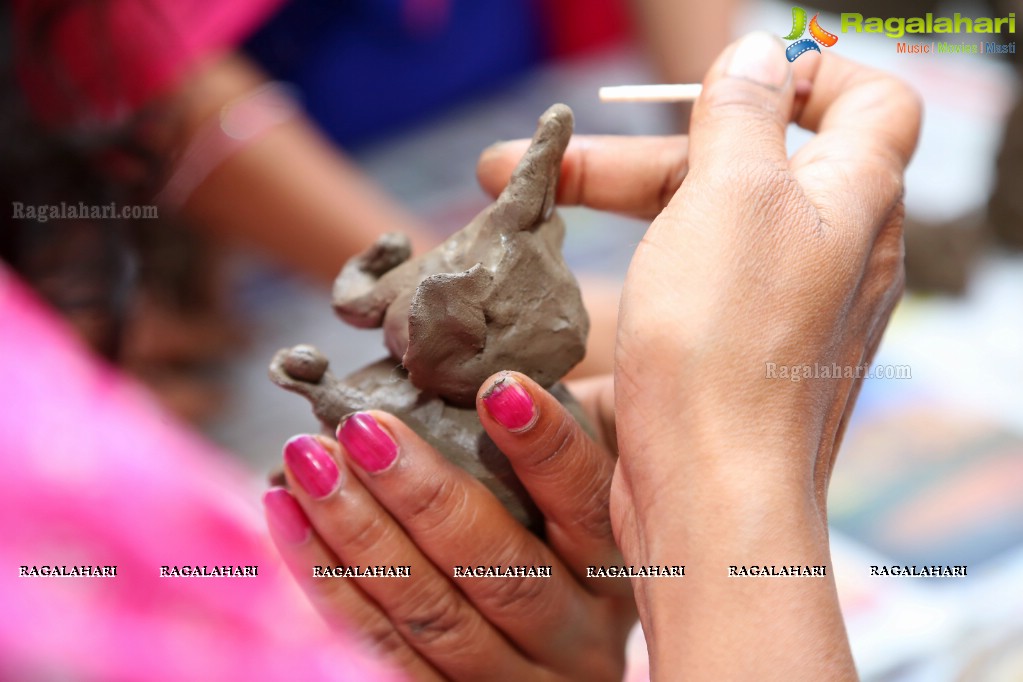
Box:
left=686, top=31, right=795, bottom=178
left=791, top=52, right=922, bottom=222
left=335, top=412, right=608, bottom=671
left=477, top=372, right=627, bottom=598
left=262, top=487, right=444, bottom=681
left=796, top=53, right=921, bottom=171
left=478, top=135, right=689, bottom=220
left=280, top=435, right=544, bottom=681
left=563, top=374, right=617, bottom=459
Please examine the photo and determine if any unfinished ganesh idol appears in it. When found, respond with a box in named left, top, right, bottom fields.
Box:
left=269, top=104, right=590, bottom=532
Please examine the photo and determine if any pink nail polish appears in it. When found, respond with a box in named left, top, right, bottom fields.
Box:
left=263, top=487, right=311, bottom=545
left=283, top=435, right=341, bottom=499
left=337, top=413, right=398, bottom=473
left=483, top=376, right=537, bottom=432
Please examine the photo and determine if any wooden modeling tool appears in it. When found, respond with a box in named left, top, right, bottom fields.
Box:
left=598, top=84, right=703, bottom=102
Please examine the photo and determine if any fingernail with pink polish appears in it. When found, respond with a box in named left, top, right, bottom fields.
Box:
left=283, top=435, right=341, bottom=499
left=263, top=487, right=311, bottom=545
left=337, top=413, right=398, bottom=473
left=483, top=375, right=538, bottom=432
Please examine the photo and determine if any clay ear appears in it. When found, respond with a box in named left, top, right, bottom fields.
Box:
left=489, top=104, right=573, bottom=234
left=332, top=232, right=412, bottom=328
left=404, top=264, right=494, bottom=407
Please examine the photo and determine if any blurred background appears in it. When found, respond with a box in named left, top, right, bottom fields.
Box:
left=2, top=0, right=1021, bottom=679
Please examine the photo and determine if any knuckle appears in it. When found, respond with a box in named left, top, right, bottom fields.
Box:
left=475, top=534, right=550, bottom=614
left=568, top=142, right=589, bottom=206
left=482, top=569, right=549, bottom=615
left=528, top=414, right=580, bottom=473
left=400, top=584, right=473, bottom=647
left=854, top=77, right=922, bottom=169
left=872, top=72, right=923, bottom=118
left=364, top=622, right=411, bottom=661
left=339, top=507, right=390, bottom=555
left=404, top=472, right=468, bottom=526
left=700, top=78, right=786, bottom=122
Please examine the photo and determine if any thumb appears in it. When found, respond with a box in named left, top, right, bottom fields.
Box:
left=686, top=31, right=795, bottom=175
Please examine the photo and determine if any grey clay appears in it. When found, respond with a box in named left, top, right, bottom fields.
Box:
left=269, top=104, right=591, bottom=532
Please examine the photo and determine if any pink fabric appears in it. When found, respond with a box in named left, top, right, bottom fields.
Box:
left=0, top=265, right=400, bottom=681
left=14, top=0, right=285, bottom=124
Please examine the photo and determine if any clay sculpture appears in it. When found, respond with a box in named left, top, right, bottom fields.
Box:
left=269, top=104, right=591, bottom=532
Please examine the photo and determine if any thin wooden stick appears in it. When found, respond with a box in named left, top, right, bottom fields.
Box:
left=598, top=84, right=703, bottom=103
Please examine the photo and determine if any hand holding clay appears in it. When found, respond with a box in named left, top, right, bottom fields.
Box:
left=483, top=35, right=921, bottom=680
left=270, top=104, right=593, bottom=533
left=264, top=372, right=633, bottom=682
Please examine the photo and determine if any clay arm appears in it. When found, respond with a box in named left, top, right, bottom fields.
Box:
left=268, top=345, right=364, bottom=432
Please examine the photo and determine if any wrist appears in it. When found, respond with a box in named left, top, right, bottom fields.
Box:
left=623, top=430, right=828, bottom=525
left=626, top=479, right=846, bottom=679
left=627, top=462, right=829, bottom=565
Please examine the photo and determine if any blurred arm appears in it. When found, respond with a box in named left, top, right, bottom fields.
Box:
left=157, top=53, right=434, bottom=283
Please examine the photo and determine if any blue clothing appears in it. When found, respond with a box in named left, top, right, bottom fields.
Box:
left=245, top=0, right=542, bottom=147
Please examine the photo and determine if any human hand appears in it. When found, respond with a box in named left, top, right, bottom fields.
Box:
left=480, top=33, right=921, bottom=679
left=264, top=371, right=632, bottom=681
left=609, top=33, right=919, bottom=678
left=610, top=29, right=920, bottom=507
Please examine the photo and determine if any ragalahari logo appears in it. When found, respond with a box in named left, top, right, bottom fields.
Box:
left=783, top=7, right=839, bottom=61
